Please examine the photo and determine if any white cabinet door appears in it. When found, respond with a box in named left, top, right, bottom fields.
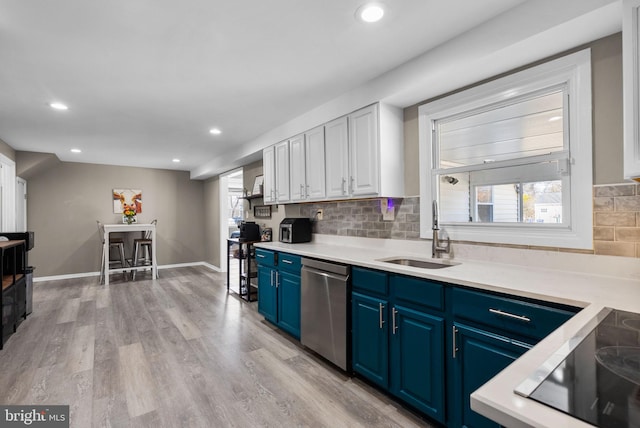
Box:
left=305, top=125, right=326, bottom=200
left=275, top=140, right=290, bottom=203
left=624, top=0, right=640, bottom=181
left=325, top=116, right=349, bottom=198
left=263, top=146, right=276, bottom=204
left=349, top=104, right=379, bottom=196
left=289, top=134, right=306, bottom=201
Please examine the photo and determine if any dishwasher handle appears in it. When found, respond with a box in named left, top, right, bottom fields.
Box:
left=302, top=266, right=350, bottom=283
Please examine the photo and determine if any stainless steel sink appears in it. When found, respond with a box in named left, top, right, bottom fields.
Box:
left=377, top=257, right=460, bottom=269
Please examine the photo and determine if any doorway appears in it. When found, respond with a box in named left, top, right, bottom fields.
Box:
left=218, top=168, right=244, bottom=271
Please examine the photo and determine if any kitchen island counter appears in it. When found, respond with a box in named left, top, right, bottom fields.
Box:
left=255, top=235, right=640, bottom=428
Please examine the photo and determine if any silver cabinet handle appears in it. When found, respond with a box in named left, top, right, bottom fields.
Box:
left=489, top=308, right=531, bottom=323
left=270, top=270, right=274, bottom=286
left=349, top=176, right=354, bottom=194
left=257, top=254, right=265, bottom=258
left=305, top=184, right=309, bottom=198
left=282, top=259, right=293, bottom=264
left=300, top=183, right=304, bottom=197
left=378, top=302, right=385, bottom=329
left=392, top=307, right=398, bottom=335
left=341, top=177, right=347, bottom=195
left=452, top=326, right=459, bottom=359
left=275, top=271, right=279, bottom=288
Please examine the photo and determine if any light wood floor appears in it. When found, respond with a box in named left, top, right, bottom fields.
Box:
left=0, top=266, right=434, bottom=428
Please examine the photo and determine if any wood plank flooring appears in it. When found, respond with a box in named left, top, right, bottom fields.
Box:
left=0, top=266, right=434, bottom=428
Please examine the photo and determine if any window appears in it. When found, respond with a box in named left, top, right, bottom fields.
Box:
left=419, top=49, right=593, bottom=249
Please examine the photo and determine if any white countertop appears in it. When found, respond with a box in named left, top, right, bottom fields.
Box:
left=255, top=235, right=640, bottom=428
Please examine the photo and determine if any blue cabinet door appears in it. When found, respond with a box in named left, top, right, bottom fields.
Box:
left=257, top=266, right=277, bottom=324
left=277, top=271, right=301, bottom=339
left=352, top=291, right=389, bottom=389
left=390, top=305, right=445, bottom=424
left=452, top=323, right=531, bottom=428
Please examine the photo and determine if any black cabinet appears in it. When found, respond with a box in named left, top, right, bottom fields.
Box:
left=1, top=240, right=27, bottom=349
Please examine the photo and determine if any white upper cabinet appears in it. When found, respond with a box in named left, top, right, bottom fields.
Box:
left=262, top=146, right=276, bottom=204
left=624, top=0, right=640, bottom=181
left=262, top=102, right=403, bottom=204
left=305, top=125, right=326, bottom=200
left=275, top=140, right=290, bottom=203
left=289, top=133, right=306, bottom=202
left=325, top=116, right=349, bottom=198
left=349, top=104, right=379, bottom=196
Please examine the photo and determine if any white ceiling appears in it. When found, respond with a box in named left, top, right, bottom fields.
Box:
left=0, top=0, right=533, bottom=178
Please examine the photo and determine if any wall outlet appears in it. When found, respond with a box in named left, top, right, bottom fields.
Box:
left=316, top=209, right=324, bottom=221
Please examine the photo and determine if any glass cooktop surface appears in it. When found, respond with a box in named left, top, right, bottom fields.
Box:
left=516, top=308, right=640, bottom=428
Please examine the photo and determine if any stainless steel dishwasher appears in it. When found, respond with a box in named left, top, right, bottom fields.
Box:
left=300, top=258, right=350, bottom=371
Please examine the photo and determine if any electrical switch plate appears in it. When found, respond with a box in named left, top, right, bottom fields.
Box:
left=316, top=209, right=324, bottom=220
left=381, top=198, right=395, bottom=221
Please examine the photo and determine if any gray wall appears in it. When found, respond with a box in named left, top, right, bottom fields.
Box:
left=0, top=138, right=15, bottom=161
left=203, top=175, right=220, bottom=266
left=403, top=33, right=624, bottom=188
left=27, top=161, right=205, bottom=277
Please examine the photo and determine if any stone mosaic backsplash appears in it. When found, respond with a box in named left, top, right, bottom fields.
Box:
left=593, top=183, right=640, bottom=257
left=295, top=184, right=640, bottom=258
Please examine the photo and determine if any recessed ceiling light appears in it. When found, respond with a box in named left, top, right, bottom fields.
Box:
left=172, top=158, right=181, bottom=163
left=356, top=3, right=385, bottom=23
left=209, top=128, right=222, bottom=135
left=70, top=148, right=81, bottom=153
left=548, top=116, right=563, bottom=122
left=49, top=102, right=68, bottom=111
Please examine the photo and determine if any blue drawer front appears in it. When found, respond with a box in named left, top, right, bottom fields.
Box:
left=255, top=248, right=276, bottom=266
left=352, top=267, right=388, bottom=296
left=452, top=287, right=577, bottom=342
left=278, top=252, right=302, bottom=274
left=391, top=275, right=444, bottom=312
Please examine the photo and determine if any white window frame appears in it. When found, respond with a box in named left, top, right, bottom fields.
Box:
left=419, top=49, right=593, bottom=249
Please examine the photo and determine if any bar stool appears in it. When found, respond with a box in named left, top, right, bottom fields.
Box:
left=97, top=220, right=128, bottom=284
left=131, top=219, right=157, bottom=280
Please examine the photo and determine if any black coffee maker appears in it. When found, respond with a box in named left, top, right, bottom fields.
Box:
left=238, top=221, right=260, bottom=242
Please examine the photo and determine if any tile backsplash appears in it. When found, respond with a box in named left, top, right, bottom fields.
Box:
left=295, top=184, right=640, bottom=259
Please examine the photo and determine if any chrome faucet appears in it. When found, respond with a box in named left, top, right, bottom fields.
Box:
left=432, top=200, right=450, bottom=258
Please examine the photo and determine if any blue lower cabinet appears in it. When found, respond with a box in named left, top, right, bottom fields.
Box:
left=256, top=251, right=301, bottom=340
left=391, top=305, right=445, bottom=424
left=451, top=323, right=531, bottom=428
left=352, top=291, right=389, bottom=389
left=257, top=266, right=277, bottom=324
left=352, top=270, right=447, bottom=424
left=278, top=270, right=301, bottom=338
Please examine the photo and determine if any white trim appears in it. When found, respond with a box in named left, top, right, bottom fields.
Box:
left=33, top=261, right=221, bottom=282
left=624, top=0, right=640, bottom=179
left=419, top=49, right=593, bottom=249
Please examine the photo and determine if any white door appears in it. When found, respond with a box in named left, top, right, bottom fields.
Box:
left=0, top=154, right=16, bottom=232
left=275, top=140, right=290, bottom=203
left=289, top=134, right=306, bottom=201
left=325, top=116, right=349, bottom=198
left=349, top=104, right=379, bottom=196
left=305, top=125, right=326, bottom=200
left=16, top=177, right=26, bottom=231
left=262, top=147, right=276, bottom=204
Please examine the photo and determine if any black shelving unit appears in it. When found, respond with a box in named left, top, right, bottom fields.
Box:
left=226, top=238, right=259, bottom=302
left=1, top=240, right=26, bottom=350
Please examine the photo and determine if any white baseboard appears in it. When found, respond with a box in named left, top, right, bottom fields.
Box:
left=33, top=261, right=222, bottom=282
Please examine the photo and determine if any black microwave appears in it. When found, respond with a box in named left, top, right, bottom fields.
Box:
left=279, top=218, right=312, bottom=243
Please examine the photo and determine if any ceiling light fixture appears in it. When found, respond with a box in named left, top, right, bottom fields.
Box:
left=70, top=148, right=81, bottom=153
left=356, top=3, right=385, bottom=23
left=172, top=158, right=181, bottom=163
left=49, top=102, right=68, bottom=111
left=209, top=128, right=222, bottom=135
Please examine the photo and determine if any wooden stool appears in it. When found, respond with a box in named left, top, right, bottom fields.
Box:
left=97, top=220, right=128, bottom=284
left=131, top=219, right=157, bottom=280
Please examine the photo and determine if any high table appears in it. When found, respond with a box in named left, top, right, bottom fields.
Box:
left=103, top=223, right=157, bottom=285
left=226, top=238, right=259, bottom=301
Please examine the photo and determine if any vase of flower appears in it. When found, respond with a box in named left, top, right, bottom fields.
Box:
left=123, top=206, right=137, bottom=224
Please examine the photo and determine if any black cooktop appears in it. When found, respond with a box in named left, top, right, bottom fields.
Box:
left=516, top=308, right=640, bottom=428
